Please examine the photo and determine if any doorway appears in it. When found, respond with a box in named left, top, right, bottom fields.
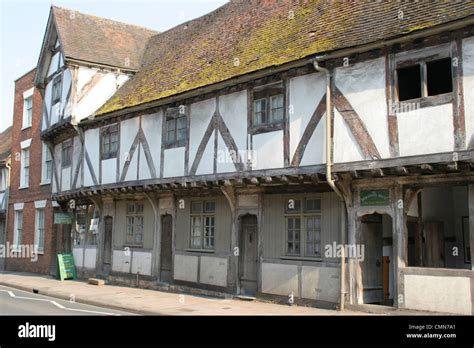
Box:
left=239, top=215, right=258, bottom=296
left=360, top=213, right=393, bottom=305
left=160, top=214, right=173, bottom=283
left=102, top=216, right=113, bottom=274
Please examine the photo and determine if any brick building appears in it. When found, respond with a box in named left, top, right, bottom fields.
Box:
left=6, top=68, right=57, bottom=275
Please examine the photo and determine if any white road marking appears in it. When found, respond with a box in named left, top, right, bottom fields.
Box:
left=0, top=289, right=121, bottom=316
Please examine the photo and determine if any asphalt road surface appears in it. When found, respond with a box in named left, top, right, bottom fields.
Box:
left=0, top=285, right=134, bottom=315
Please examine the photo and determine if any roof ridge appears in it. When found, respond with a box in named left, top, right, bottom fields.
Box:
left=51, top=5, right=159, bottom=34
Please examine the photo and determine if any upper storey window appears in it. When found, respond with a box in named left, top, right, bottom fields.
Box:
left=101, top=124, right=119, bottom=160
left=61, top=139, right=72, bottom=168
left=51, top=75, right=62, bottom=105
left=22, top=88, right=34, bottom=129
left=165, top=106, right=187, bottom=148
left=396, top=57, right=452, bottom=102
left=251, top=82, right=285, bottom=134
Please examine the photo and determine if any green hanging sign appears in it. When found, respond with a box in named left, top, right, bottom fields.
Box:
left=360, top=189, right=390, bottom=206
left=54, top=213, right=72, bottom=224
left=57, top=253, right=77, bottom=281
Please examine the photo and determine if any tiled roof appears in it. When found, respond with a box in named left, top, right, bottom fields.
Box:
left=53, top=6, right=158, bottom=70
left=0, top=126, right=12, bottom=162
left=96, top=0, right=474, bottom=116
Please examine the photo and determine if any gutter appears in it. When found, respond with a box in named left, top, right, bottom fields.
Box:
left=81, top=15, right=474, bottom=126
left=312, top=61, right=346, bottom=311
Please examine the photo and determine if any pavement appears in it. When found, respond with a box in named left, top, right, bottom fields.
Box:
left=0, top=271, right=365, bottom=316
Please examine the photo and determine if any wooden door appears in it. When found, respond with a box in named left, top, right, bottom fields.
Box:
left=160, top=214, right=173, bottom=282
left=103, top=216, right=113, bottom=273
left=239, top=215, right=258, bottom=296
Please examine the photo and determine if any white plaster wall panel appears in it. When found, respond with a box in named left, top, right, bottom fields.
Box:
left=120, top=117, right=140, bottom=181
left=189, top=98, right=216, bottom=167
left=47, top=51, right=60, bottom=77
left=141, top=112, right=162, bottom=178
left=199, top=256, right=228, bottom=287
left=84, top=128, right=100, bottom=187
left=101, top=158, right=117, bottom=184
left=261, top=263, right=299, bottom=296
left=75, top=70, right=129, bottom=121
left=76, top=67, right=96, bottom=93
left=138, top=147, right=151, bottom=180
left=174, top=254, right=198, bottom=283
left=196, top=134, right=214, bottom=175
left=336, top=58, right=390, bottom=159
left=216, top=133, right=236, bottom=173
left=300, top=114, right=326, bottom=166
left=289, top=73, right=326, bottom=163
left=50, top=100, right=60, bottom=125
left=42, top=83, right=52, bottom=130
left=112, top=250, right=131, bottom=273
left=463, top=37, right=474, bottom=149
left=61, top=69, right=72, bottom=118
left=398, top=104, right=454, bottom=156
left=333, top=110, right=364, bottom=163
left=237, top=194, right=259, bottom=208
left=404, top=274, right=471, bottom=315
left=72, top=247, right=84, bottom=268
left=163, top=147, right=185, bottom=177
left=131, top=251, right=152, bottom=276
left=61, top=167, right=71, bottom=192
left=252, top=130, right=284, bottom=170
left=218, top=91, right=247, bottom=173
left=301, top=266, right=340, bottom=302
left=84, top=247, right=97, bottom=269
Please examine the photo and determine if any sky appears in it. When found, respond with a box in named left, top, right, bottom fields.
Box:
left=0, top=0, right=228, bottom=132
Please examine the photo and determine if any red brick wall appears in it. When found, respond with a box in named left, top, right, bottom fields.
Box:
left=6, top=68, right=57, bottom=275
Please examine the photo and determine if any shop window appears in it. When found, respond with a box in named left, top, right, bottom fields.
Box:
left=190, top=200, right=215, bottom=250
left=396, top=57, right=452, bottom=102
left=284, top=198, right=322, bottom=258
left=126, top=203, right=144, bottom=246
left=251, top=82, right=285, bottom=133
left=101, top=124, right=119, bottom=159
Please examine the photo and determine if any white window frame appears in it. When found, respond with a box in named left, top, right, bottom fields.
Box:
left=34, top=208, right=45, bottom=254
left=41, top=142, right=52, bottom=184
left=22, top=88, right=34, bottom=129
left=13, top=203, right=24, bottom=253
left=19, top=139, right=31, bottom=189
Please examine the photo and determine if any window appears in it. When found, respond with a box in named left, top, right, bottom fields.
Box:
left=101, top=124, right=119, bottom=159
left=284, top=198, right=322, bottom=258
left=396, top=57, right=452, bottom=102
left=252, top=82, right=285, bottom=132
left=23, top=96, right=33, bottom=128
left=165, top=112, right=187, bottom=148
left=14, top=210, right=23, bottom=250
left=52, top=75, right=62, bottom=104
left=42, top=142, right=52, bottom=183
left=21, top=148, right=30, bottom=187
left=61, top=139, right=72, bottom=168
left=126, top=203, right=144, bottom=246
left=190, top=200, right=215, bottom=250
left=35, top=209, right=45, bottom=253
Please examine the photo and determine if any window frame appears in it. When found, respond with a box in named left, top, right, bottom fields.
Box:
left=61, top=139, right=73, bottom=168
left=14, top=210, right=23, bottom=252
left=189, top=200, right=216, bottom=251
left=164, top=107, right=187, bottom=149
left=23, top=95, right=33, bottom=129
left=51, top=75, right=62, bottom=105
left=21, top=147, right=30, bottom=188
left=283, top=197, right=322, bottom=259
left=125, top=202, right=144, bottom=247
left=250, top=82, right=286, bottom=134
left=100, top=124, right=119, bottom=160
left=41, top=142, right=52, bottom=184
left=35, top=208, right=45, bottom=254
left=394, top=49, right=454, bottom=108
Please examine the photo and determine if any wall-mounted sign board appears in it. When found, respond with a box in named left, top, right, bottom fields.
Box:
left=360, top=189, right=390, bottom=206
left=54, top=213, right=72, bottom=224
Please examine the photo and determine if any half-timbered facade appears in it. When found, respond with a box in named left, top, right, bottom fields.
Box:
left=33, top=1, right=474, bottom=314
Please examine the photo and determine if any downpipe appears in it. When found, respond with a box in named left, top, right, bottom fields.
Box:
left=313, top=61, right=346, bottom=311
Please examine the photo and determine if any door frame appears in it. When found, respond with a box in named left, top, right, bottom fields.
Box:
left=159, top=213, right=174, bottom=282
left=238, top=213, right=259, bottom=295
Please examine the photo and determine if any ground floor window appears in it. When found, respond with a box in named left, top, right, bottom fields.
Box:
left=74, top=204, right=98, bottom=246
left=284, top=198, right=322, bottom=258
left=126, top=202, right=144, bottom=246
left=190, top=200, right=215, bottom=250
left=35, top=208, right=45, bottom=253
left=14, top=210, right=23, bottom=249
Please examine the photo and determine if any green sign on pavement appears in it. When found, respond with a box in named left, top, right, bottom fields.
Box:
left=57, top=253, right=77, bottom=281
left=54, top=213, right=72, bottom=224
left=360, top=189, right=390, bottom=206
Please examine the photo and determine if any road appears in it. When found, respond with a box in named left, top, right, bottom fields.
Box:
left=0, top=285, right=134, bottom=315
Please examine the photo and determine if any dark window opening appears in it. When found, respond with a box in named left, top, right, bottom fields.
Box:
left=62, top=139, right=72, bottom=168
left=252, top=82, right=285, bottom=133
left=165, top=107, right=187, bottom=148
left=397, top=64, right=421, bottom=101
left=426, top=58, right=452, bottom=96
left=52, top=75, right=62, bottom=104
left=101, top=124, right=119, bottom=160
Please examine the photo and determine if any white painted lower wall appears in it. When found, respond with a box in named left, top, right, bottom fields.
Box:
left=112, top=249, right=152, bottom=276
left=174, top=254, right=198, bottom=283
left=173, top=254, right=228, bottom=287
left=72, top=246, right=97, bottom=270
